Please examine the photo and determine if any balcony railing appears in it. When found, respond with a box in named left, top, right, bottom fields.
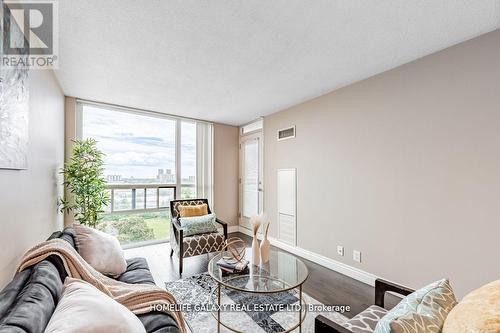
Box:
left=106, top=183, right=177, bottom=214
left=105, top=183, right=197, bottom=214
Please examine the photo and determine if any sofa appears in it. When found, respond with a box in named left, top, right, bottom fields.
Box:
left=315, top=277, right=500, bottom=333
left=315, top=279, right=415, bottom=333
left=0, top=228, right=179, bottom=333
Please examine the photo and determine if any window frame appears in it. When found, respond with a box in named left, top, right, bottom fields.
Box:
left=75, top=100, right=208, bottom=246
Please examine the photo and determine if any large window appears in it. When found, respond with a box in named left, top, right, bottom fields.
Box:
left=82, top=106, right=177, bottom=185
left=79, top=102, right=212, bottom=246
left=181, top=121, right=196, bottom=199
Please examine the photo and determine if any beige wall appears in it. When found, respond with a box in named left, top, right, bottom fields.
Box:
left=0, top=70, right=65, bottom=288
left=264, top=29, right=500, bottom=298
left=63, top=96, right=77, bottom=226
left=213, top=123, right=239, bottom=226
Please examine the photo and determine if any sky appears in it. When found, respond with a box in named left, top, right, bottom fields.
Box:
left=82, top=105, right=196, bottom=182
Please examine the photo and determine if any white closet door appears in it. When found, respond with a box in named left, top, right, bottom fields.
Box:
left=278, top=169, right=296, bottom=245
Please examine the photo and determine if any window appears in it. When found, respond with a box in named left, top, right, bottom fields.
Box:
left=78, top=102, right=212, bottom=246
left=82, top=105, right=177, bottom=184
left=181, top=121, right=196, bottom=199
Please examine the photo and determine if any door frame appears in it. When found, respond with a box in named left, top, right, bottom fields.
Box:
left=239, top=129, right=264, bottom=231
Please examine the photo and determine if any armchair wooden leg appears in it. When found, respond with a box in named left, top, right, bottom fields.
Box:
left=179, top=256, right=183, bottom=275
left=170, top=249, right=174, bottom=257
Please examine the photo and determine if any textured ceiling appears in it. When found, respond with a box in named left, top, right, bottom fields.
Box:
left=54, top=1, right=500, bottom=125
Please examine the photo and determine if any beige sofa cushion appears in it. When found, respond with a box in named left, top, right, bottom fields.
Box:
left=443, top=279, right=500, bottom=333
left=73, top=223, right=127, bottom=277
left=45, top=278, right=146, bottom=333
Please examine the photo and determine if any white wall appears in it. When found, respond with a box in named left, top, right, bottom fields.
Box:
left=0, top=70, right=65, bottom=288
left=263, top=29, right=500, bottom=298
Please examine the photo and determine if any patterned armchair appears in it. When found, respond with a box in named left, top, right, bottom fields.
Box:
left=315, top=279, right=415, bottom=333
left=169, top=199, right=227, bottom=275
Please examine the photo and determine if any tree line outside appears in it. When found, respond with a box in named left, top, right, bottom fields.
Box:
left=100, top=186, right=196, bottom=245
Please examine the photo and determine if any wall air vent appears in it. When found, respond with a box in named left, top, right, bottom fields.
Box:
left=277, top=126, right=295, bottom=141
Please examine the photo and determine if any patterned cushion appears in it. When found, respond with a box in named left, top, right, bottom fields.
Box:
left=374, top=279, right=457, bottom=333
left=390, top=312, right=444, bottom=333
left=342, top=305, right=388, bottom=333
left=170, top=225, right=225, bottom=258
left=180, top=213, right=217, bottom=236
left=182, top=232, right=225, bottom=257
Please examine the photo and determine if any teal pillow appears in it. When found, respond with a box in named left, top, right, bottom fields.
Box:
left=180, top=213, right=218, bottom=236
left=374, top=279, right=457, bottom=333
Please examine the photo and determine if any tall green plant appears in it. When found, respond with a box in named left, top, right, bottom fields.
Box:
left=59, top=139, right=109, bottom=228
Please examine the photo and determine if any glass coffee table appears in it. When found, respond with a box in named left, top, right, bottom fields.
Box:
left=208, top=248, right=309, bottom=332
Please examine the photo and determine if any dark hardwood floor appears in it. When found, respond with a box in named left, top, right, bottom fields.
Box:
left=125, top=232, right=400, bottom=319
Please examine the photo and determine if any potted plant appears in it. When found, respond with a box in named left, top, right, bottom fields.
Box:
left=59, top=139, right=109, bottom=228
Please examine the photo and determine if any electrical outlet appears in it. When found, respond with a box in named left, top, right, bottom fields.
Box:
left=353, top=250, right=361, bottom=263
left=337, top=246, right=344, bottom=256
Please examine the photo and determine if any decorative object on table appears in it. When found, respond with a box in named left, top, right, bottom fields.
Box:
left=169, top=199, right=228, bottom=275
left=260, top=221, right=271, bottom=264
left=216, top=257, right=249, bottom=274
left=217, top=237, right=249, bottom=274
left=0, top=18, right=29, bottom=170
left=165, top=272, right=347, bottom=333
left=217, top=237, right=248, bottom=274
left=222, top=237, right=246, bottom=263
left=250, top=215, right=262, bottom=265
left=58, top=139, right=109, bottom=228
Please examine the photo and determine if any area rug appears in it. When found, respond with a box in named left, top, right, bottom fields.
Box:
left=165, top=272, right=349, bottom=333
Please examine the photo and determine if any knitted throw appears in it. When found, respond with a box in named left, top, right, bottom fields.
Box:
left=16, top=238, right=186, bottom=333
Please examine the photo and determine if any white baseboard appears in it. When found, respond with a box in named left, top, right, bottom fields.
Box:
left=236, top=226, right=253, bottom=237
left=268, top=236, right=377, bottom=286
left=228, top=225, right=239, bottom=233
left=235, top=226, right=377, bottom=286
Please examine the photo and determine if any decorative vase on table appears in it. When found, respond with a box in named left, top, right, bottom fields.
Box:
left=250, top=215, right=262, bottom=265
left=260, top=221, right=271, bottom=264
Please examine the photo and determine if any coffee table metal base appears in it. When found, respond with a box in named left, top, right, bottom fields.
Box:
left=210, top=280, right=308, bottom=333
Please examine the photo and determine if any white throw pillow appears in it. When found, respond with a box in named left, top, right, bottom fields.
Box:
left=45, top=278, right=146, bottom=333
left=73, top=223, right=127, bottom=277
